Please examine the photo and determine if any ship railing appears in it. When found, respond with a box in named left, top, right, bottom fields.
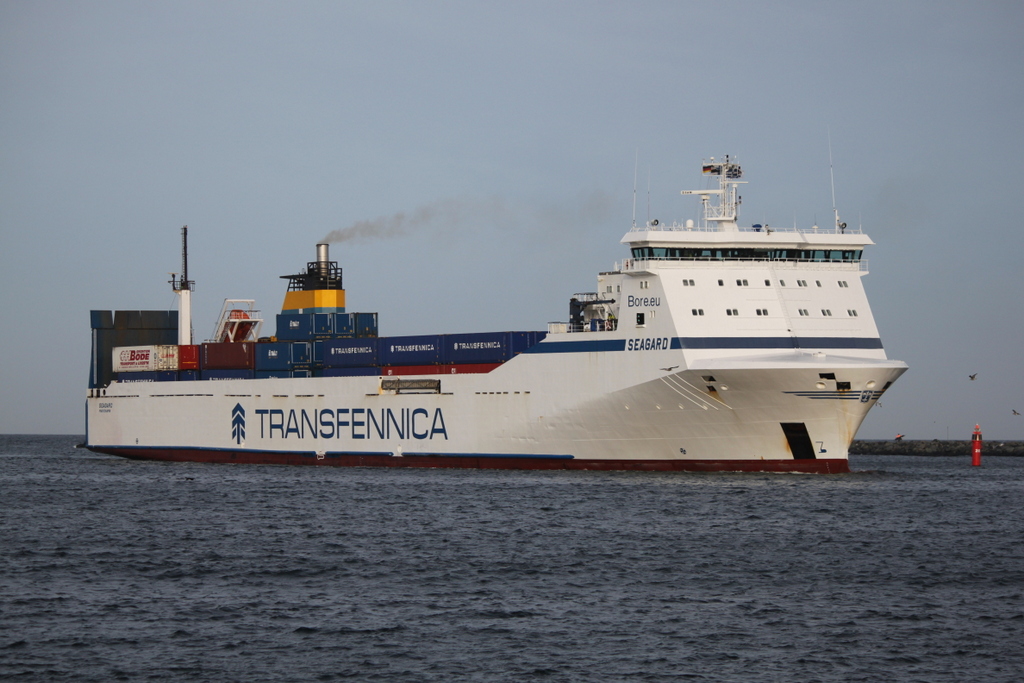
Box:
left=548, top=320, right=618, bottom=334
left=628, top=223, right=863, bottom=234
left=620, top=258, right=867, bottom=272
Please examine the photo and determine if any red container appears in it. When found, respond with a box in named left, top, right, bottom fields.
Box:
left=381, top=363, right=501, bottom=376
left=178, top=345, right=200, bottom=370
left=201, top=342, right=255, bottom=370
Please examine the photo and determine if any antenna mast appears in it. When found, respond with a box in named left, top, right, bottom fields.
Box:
left=828, top=129, right=846, bottom=233
left=632, top=149, right=638, bottom=229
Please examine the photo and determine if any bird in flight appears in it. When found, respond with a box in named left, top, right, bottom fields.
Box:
left=660, top=366, right=679, bottom=372
left=1014, top=409, right=1021, bottom=416
left=969, top=373, right=977, bottom=380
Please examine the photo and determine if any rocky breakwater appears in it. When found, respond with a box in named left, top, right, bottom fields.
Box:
left=851, top=440, right=1024, bottom=456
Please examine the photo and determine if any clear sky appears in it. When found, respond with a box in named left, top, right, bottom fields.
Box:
left=2, top=1, right=1022, bottom=439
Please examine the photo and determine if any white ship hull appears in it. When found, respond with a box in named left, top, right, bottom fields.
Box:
left=86, top=337, right=906, bottom=473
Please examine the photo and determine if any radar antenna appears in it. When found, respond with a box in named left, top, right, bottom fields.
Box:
left=680, top=155, right=745, bottom=230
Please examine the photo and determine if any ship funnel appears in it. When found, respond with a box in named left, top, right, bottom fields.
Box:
left=316, top=243, right=330, bottom=278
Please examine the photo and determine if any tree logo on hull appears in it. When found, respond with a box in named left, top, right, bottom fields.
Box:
left=231, top=403, right=245, bottom=444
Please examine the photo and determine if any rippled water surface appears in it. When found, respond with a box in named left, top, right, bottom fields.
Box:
left=2, top=435, right=1023, bottom=682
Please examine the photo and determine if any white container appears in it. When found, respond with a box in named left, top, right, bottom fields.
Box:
left=113, top=345, right=179, bottom=372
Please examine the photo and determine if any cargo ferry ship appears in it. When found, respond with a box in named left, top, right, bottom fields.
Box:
left=85, top=157, right=907, bottom=472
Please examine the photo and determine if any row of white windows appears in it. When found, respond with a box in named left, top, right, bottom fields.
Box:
left=679, top=279, right=852, bottom=288
left=693, top=308, right=859, bottom=317
left=629, top=279, right=854, bottom=292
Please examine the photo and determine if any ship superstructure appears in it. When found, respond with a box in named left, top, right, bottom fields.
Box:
left=85, top=157, right=906, bottom=472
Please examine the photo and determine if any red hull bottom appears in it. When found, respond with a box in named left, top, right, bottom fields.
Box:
left=86, top=446, right=851, bottom=474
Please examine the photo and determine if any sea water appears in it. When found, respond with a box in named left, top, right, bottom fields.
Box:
left=2, top=435, right=1022, bottom=682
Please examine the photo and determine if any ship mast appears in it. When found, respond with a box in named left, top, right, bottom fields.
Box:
left=170, top=226, right=194, bottom=345
left=681, top=155, right=746, bottom=230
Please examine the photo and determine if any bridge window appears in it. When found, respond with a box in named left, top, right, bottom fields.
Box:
left=630, top=247, right=863, bottom=262
left=691, top=309, right=704, bottom=316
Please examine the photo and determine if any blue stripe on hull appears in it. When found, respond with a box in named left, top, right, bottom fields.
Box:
left=528, top=336, right=883, bottom=353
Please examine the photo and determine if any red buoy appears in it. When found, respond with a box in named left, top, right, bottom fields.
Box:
left=971, top=424, right=983, bottom=466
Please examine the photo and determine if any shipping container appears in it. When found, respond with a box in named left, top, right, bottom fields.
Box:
left=201, top=342, right=255, bottom=369
left=323, top=338, right=379, bottom=368
left=255, top=341, right=312, bottom=370
left=179, top=370, right=200, bottom=381
left=379, top=335, right=444, bottom=366
left=112, top=345, right=179, bottom=372
left=117, top=371, right=158, bottom=382
left=178, top=344, right=200, bottom=370
left=354, top=312, right=379, bottom=337
left=312, top=340, right=324, bottom=366
left=255, top=370, right=291, bottom=379
left=321, top=366, right=381, bottom=377
left=276, top=313, right=313, bottom=340
left=90, top=313, right=177, bottom=389
left=201, top=369, right=255, bottom=380
left=515, top=331, right=546, bottom=353
left=445, top=332, right=513, bottom=364
left=313, top=313, right=334, bottom=338
left=333, top=312, right=354, bottom=337
left=116, top=370, right=177, bottom=382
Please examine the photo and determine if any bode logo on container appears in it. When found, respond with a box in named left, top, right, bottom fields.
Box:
left=120, top=348, right=152, bottom=364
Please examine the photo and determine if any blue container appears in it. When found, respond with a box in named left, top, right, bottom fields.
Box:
left=354, top=312, right=378, bottom=337
left=380, top=335, right=443, bottom=366
left=322, top=366, right=380, bottom=377
left=256, top=370, right=291, bottom=379
left=256, top=342, right=312, bottom=370
left=445, top=332, right=512, bottom=364
left=323, top=338, right=379, bottom=368
left=516, top=331, right=546, bottom=352
left=202, top=369, right=255, bottom=380
left=276, top=313, right=313, bottom=340
left=117, top=370, right=179, bottom=382
left=291, top=369, right=312, bottom=378
left=179, top=370, right=200, bottom=381
left=312, top=340, right=324, bottom=366
left=313, top=313, right=334, bottom=338
left=117, top=371, right=159, bottom=383
left=333, top=312, right=354, bottom=337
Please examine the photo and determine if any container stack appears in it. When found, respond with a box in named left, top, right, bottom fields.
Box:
left=90, top=310, right=179, bottom=388
left=109, top=329, right=545, bottom=383
left=275, top=312, right=378, bottom=340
